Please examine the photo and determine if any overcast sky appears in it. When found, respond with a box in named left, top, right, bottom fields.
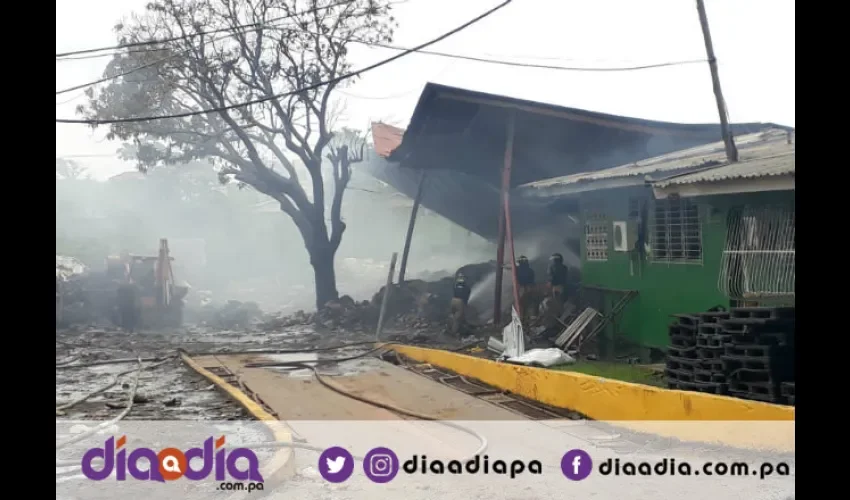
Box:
left=56, top=0, right=795, bottom=180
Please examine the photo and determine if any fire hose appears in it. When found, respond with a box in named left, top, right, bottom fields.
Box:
left=56, top=341, right=488, bottom=468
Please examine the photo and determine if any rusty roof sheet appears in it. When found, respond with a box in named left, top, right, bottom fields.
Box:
left=371, top=122, right=405, bottom=158
left=653, top=151, right=795, bottom=187
left=519, top=128, right=794, bottom=195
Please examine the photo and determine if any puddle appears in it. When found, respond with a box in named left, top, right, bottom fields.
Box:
left=258, top=351, right=386, bottom=378
left=259, top=353, right=319, bottom=364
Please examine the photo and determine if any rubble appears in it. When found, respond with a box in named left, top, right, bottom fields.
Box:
left=257, top=267, right=490, bottom=335
left=196, top=300, right=263, bottom=329
left=56, top=255, right=501, bottom=339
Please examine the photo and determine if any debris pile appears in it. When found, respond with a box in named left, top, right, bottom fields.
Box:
left=196, top=300, right=264, bottom=329
left=56, top=256, right=498, bottom=335
left=258, top=262, right=497, bottom=334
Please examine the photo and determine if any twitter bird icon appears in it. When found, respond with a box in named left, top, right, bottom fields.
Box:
left=319, top=446, right=354, bottom=483
left=327, top=456, right=346, bottom=474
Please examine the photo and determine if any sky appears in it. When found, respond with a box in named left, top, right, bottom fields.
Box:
left=56, top=0, right=795, bottom=181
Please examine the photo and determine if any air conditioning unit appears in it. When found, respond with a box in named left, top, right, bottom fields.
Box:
left=612, top=221, right=635, bottom=252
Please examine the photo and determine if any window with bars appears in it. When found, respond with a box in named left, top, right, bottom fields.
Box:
left=651, top=198, right=702, bottom=263
left=584, top=212, right=608, bottom=261
left=718, top=206, right=795, bottom=299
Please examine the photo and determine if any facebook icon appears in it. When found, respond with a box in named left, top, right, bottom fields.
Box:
left=561, top=449, right=593, bottom=480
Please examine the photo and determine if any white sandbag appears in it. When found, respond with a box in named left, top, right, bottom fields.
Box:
left=507, top=348, right=576, bottom=367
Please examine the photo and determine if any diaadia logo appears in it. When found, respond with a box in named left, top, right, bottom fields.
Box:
left=81, top=435, right=264, bottom=483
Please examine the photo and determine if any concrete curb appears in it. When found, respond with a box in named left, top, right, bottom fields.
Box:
left=179, top=352, right=296, bottom=482
left=387, top=344, right=794, bottom=452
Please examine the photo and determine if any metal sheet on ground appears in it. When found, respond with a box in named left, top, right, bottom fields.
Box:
left=193, top=354, right=526, bottom=421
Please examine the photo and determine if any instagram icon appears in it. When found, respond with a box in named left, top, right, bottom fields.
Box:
left=363, top=447, right=399, bottom=483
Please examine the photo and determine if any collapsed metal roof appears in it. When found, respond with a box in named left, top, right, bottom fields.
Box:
left=365, top=83, right=790, bottom=241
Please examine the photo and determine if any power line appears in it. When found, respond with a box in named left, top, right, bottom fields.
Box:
left=56, top=49, right=171, bottom=62
left=58, top=18, right=708, bottom=98
left=369, top=44, right=707, bottom=72
left=56, top=92, right=87, bottom=106
left=56, top=28, right=252, bottom=96
left=54, top=0, right=356, bottom=58
left=57, top=0, right=513, bottom=125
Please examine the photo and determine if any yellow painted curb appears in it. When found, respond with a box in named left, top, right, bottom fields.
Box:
left=387, top=345, right=795, bottom=452
left=179, top=352, right=295, bottom=481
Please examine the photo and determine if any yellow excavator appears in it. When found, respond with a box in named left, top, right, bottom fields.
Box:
left=106, top=239, right=188, bottom=329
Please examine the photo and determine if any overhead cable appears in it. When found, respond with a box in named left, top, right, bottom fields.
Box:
left=54, top=0, right=356, bottom=58
left=56, top=0, right=513, bottom=125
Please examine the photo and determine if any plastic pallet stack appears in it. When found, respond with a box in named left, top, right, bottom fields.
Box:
left=666, top=311, right=732, bottom=395
left=665, top=307, right=795, bottom=405
left=721, top=307, right=795, bottom=404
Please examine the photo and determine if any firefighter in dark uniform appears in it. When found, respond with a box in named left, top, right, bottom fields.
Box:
left=547, top=253, right=568, bottom=306
left=516, top=256, right=536, bottom=324
left=448, top=273, right=471, bottom=335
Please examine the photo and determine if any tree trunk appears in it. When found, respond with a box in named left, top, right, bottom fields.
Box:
left=310, top=243, right=339, bottom=310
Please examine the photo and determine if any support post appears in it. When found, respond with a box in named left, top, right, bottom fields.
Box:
left=696, top=0, right=738, bottom=163
left=376, top=252, right=398, bottom=342
left=494, top=202, right=506, bottom=325
left=502, top=114, right=521, bottom=320
left=493, top=112, right=517, bottom=325
left=398, top=170, right=426, bottom=284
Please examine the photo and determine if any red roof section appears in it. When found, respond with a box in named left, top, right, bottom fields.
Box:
left=371, top=122, right=405, bottom=158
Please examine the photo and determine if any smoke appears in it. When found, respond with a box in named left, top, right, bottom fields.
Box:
left=55, top=162, right=496, bottom=314
left=467, top=215, right=582, bottom=324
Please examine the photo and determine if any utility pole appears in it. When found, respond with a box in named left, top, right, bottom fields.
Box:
left=696, top=0, right=738, bottom=163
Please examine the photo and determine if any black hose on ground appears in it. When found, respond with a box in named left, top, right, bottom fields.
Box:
left=229, top=344, right=489, bottom=458
left=56, top=357, right=176, bottom=412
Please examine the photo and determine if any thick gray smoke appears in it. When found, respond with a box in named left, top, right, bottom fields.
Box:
left=56, top=160, right=494, bottom=314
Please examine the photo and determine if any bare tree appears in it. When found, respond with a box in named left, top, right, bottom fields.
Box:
left=80, top=0, right=396, bottom=309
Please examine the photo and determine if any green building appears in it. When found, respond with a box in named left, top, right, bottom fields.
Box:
left=519, top=129, right=795, bottom=359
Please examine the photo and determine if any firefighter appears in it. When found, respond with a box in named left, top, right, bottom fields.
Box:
left=516, top=256, right=536, bottom=324
left=448, top=273, right=471, bottom=335
left=548, top=253, right=568, bottom=306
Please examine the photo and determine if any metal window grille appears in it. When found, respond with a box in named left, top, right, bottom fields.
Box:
left=651, top=198, right=702, bottom=263
left=628, top=198, right=641, bottom=219
left=718, top=206, right=795, bottom=299
left=584, top=212, right=608, bottom=262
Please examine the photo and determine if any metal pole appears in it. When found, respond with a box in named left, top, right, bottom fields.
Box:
left=502, top=114, right=521, bottom=319
left=494, top=204, right=506, bottom=325
left=398, top=170, right=427, bottom=284
left=494, top=112, right=517, bottom=325
left=696, top=0, right=738, bottom=163
left=376, top=252, right=398, bottom=342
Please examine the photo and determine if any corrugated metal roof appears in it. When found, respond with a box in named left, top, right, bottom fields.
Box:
left=653, top=151, right=794, bottom=187
left=519, top=128, right=794, bottom=195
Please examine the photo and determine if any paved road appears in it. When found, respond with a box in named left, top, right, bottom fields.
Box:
left=189, top=353, right=794, bottom=500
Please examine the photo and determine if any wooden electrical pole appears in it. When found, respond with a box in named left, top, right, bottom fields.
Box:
left=696, top=0, right=738, bottom=163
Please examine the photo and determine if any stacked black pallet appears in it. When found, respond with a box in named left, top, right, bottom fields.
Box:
left=721, top=307, right=795, bottom=405
left=666, top=311, right=731, bottom=395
